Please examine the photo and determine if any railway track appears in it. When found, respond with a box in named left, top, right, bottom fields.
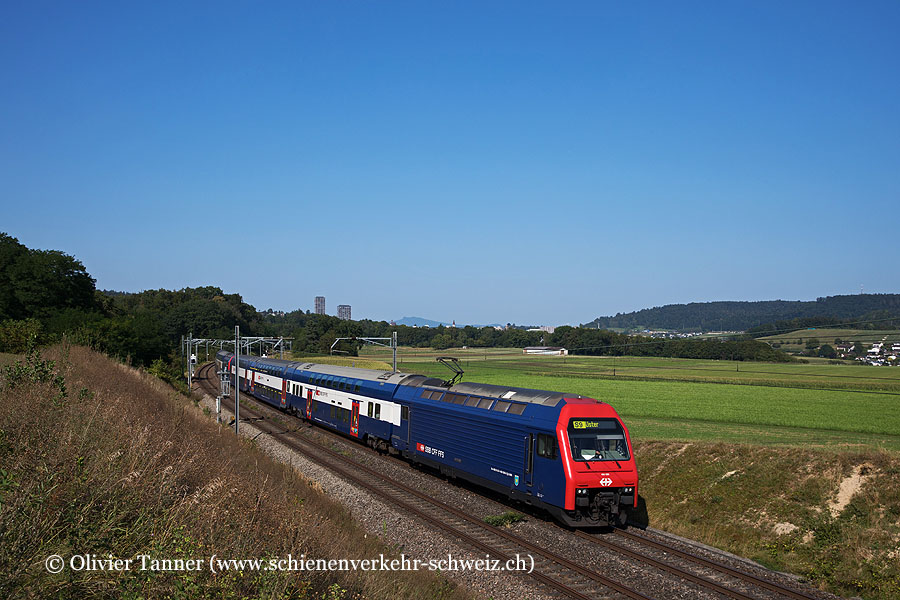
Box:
left=195, top=362, right=826, bottom=600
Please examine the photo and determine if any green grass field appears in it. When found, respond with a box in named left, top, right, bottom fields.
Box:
left=357, top=346, right=900, bottom=451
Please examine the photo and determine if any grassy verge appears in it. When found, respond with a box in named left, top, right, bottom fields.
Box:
left=636, top=441, right=900, bottom=599
left=0, top=345, right=470, bottom=600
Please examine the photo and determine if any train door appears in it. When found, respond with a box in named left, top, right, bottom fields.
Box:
left=524, top=433, right=535, bottom=487
left=280, top=379, right=287, bottom=408
left=350, top=401, right=360, bottom=437
left=306, top=389, right=313, bottom=419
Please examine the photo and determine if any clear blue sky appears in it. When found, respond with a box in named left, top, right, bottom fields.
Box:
left=2, top=1, right=898, bottom=325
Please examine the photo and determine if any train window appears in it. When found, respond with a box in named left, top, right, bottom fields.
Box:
left=537, top=434, right=557, bottom=459
left=492, top=401, right=511, bottom=412
left=355, top=382, right=361, bottom=393
left=477, top=398, right=494, bottom=409
left=420, top=390, right=430, bottom=399
left=374, top=404, right=381, bottom=419
left=401, top=406, right=409, bottom=420
left=367, top=403, right=373, bottom=418
left=464, top=396, right=479, bottom=407
left=507, top=403, right=526, bottom=415
left=567, top=418, right=629, bottom=462
left=446, top=393, right=466, bottom=404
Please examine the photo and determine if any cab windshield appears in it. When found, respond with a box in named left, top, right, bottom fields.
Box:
left=567, top=418, right=629, bottom=462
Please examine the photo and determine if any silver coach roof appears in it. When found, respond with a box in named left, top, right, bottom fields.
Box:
left=237, top=355, right=416, bottom=385
left=445, top=382, right=582, bottom=407
left=295, top=362, right=416, bottom=385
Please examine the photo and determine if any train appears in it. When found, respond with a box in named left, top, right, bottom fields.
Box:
left=215, top=350, right=638, bottom=527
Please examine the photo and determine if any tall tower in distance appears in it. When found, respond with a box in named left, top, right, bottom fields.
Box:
left=315, top=296, right=325, bottom=315
left=337, top=305, right=351, bottom=321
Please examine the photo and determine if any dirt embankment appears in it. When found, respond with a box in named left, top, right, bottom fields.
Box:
left=636, top=440, right=900, bottom=599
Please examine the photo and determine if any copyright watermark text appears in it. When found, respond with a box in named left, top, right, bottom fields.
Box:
left=44, top=553, right=534, bottom=574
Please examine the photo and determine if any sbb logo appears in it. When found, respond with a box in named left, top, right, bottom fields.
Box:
left=599, top=477, right=613, bottom=487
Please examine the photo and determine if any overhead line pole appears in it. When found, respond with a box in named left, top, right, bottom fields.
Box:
left=235, top=325, right=240, bottom=435
left=330, top=333, right=399, bottom=372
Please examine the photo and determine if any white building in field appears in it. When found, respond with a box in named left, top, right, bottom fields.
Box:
left=524, top=346, right=568, bottom=356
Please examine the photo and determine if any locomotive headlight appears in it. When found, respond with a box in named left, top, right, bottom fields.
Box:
left=576, top=488, right=588, bottom=495
left=622, top=487, right=633, bottom=493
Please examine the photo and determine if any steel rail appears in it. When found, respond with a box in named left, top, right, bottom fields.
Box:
left=609, top=529, right=819, bottom=600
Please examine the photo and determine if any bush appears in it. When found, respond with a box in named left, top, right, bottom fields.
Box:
left=0, top=320, right=42, bottom=354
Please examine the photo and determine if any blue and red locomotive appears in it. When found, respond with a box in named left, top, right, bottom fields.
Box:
left=215, top=350, right=638, bottom=527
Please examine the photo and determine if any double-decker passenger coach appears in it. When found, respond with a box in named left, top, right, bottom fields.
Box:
left=216, top=351, right=637, bottom=527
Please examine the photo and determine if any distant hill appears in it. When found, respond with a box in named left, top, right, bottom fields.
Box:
left=583, top=294, right=900, bottom=333
left=394, top=316, right=452, bottom=328
left=393, top=316, right=503, bottom=328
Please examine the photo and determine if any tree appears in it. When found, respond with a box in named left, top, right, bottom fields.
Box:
left=0, top=233, right=29, bottom=319
left=7, top=248, right=96, bottom=318
left=818, top=344, right=837, bottom=359
left=431, top=334, right=452, bottom=350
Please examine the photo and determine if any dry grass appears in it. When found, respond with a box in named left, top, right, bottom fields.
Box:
left=0, top=345, right=470, bottom=600
left=635, top=441, right=900, bottom=599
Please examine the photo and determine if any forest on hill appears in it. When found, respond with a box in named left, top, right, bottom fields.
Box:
left=584, top=295, right=900, bottom=333
left=1, top=233, right=792, bottom=371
